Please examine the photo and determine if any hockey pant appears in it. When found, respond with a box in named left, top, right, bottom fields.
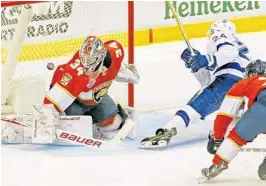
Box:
left=64, top=94, right=118, bottom=124
left=235, top=89, right=266, bottom=142
left=187, top=75, right=238, bottom=119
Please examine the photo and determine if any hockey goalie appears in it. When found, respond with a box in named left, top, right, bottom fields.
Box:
left=1, top=36, right=139, bottom=147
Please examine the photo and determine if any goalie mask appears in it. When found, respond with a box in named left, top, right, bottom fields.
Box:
left=79, top=36, right=107, bottom=84
left=207, top=19, right=236, bottom=38
left=244, top=59, right=266, bottom=78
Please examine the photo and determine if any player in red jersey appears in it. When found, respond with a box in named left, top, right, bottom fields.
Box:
left=44, top=36, right=139, bottom=139
left=198, top=59, right=266, bottom=183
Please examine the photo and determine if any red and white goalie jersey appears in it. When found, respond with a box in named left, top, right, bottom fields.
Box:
left=214, top=75, right=266, bottom=139
left=44, top=40, right=124, bottom=112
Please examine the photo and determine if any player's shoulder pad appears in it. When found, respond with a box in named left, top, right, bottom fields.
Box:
left=250, top=75, right=266, bottom=83
left=64, top=51, right=84, bottom=75
left=243, top=75, right=266, bottom=94
left=104, top=40, right=125, bottom=60
left=209, top=33, right=235, bottom=51
left=104, top=40, right=123, bottom=50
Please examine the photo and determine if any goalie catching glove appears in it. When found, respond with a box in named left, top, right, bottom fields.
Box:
left=116, top=64, right=140, bottom=84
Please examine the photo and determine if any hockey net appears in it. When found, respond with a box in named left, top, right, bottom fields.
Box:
left=1, top=1, right=134, bottom=114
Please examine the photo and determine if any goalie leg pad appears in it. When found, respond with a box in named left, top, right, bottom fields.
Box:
left=1, top=115, right=25, bottom=143
left=1, top=105, right=58, bottom=144
left=31, top=105, right=59, bottom=144
left=97, top=114, right=123, bottom=139
left=97, top=104, right=135, bottom=139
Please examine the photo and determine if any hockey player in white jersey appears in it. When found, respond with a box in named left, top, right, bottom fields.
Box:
left=140, top=19, right=251, bottom=148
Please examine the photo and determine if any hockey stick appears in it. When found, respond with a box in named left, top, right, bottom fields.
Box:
left=240, top=148, right=266, bottom=153
left=56, top=118, right=136, bottom=150
left=56, top=129, right=105, bottom=149
left=166, top=1, right=195, bottom=55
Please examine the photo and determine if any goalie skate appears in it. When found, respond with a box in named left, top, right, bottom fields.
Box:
left=139, top=128, right=177, bottom=149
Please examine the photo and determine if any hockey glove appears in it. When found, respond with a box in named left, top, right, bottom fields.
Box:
left=181, top=48, right=201, bottom=68
left=116, top=64, right=140, bottom=84
left=207, top=131, right=224, bottom=154
left=190, top=54, right=217, bottom=73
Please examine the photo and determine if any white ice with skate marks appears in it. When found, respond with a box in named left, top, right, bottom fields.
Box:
left=2, top=32, right=266, bottom=186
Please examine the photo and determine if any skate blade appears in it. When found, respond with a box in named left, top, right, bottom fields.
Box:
left=139, top=140, right=167, bottom=149
left=197, top=175, right=211, bottom=184
left=198, top=168, right=212, bottom=184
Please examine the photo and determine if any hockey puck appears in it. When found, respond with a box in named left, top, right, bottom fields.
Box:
left=24, top=4, right=31, bottom=9
left=47, top=63, right=55, bottom=70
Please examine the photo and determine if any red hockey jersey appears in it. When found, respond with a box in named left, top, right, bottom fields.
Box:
left=44, top=40, right=124, bottom=112
left=214, top=75, right=266, bottom=139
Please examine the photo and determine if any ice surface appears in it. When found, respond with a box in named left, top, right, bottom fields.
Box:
left=2, top=31, right=266, bottom=186
left=2, top=132, right=265, bottom=186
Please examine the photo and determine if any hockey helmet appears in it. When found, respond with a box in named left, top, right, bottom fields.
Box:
left=244, top=59, right=266, bottom=78
left=207, top=19, right=236, bottom=38
left=79, top=36, right=107, bottom=75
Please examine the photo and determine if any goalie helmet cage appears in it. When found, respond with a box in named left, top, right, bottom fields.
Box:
left=1, top=1, right=134, bottom=114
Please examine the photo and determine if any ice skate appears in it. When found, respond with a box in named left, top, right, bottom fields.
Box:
left=198, top=161, right=228, bottom=184
left=139, top=128, right=177, bottom=149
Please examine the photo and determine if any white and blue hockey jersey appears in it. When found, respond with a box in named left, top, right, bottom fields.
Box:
left=195, top=33, right=251, bottom=87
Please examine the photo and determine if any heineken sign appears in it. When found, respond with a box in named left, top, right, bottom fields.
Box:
left=165, top=1, right=260, bottom=19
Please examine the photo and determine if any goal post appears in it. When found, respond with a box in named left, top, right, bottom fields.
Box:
left=1, top=3, right=35, bottom=113
left=128, top=1, right=134, bottom=108
left=1, top=1, right=135, bottom=114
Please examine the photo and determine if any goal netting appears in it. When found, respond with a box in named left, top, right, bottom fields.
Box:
left=1, top=1, right=134, bottom=114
